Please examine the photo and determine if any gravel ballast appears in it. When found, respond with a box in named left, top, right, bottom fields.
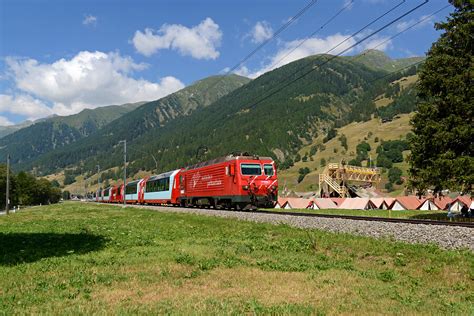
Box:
left=109, top=204, right=474, bottom=251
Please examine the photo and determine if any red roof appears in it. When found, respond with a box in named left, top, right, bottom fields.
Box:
left=312, top=198, right=338, bottom=209
left=384, top=198, right=396, bottom=208
left=433, top=196, right=453, bottom=210
left=395, top=196, right=422, bottom=210
left=284, top=198, right=313, bottom=209
left=276, top=197, right=288, bottom=207
left=452, top=195, right=472, bottom=207
left=370, top=198, right=386, bottom=209
left=339, top=198, right=375, bottom=210
left=330, top=197, right=346, bottom=206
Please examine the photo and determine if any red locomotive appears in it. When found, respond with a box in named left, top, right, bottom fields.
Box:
left=97, top=153, right=278, bottom=209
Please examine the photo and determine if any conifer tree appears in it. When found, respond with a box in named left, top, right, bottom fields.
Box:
left=409, top=0, right=473, bottom=193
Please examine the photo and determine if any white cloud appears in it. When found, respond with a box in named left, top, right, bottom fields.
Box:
left=396, top=15, right=434, bottom=32
left=83, top=14, right=97, bottom=26
left=249, top=21, right=273, bottom=44
left=0, top=94, right=53, bottom=120
left=241, top=33, right=357, bottom=78
left=3, top=51, right=185, bottom=118
left=132, top=18, right=222, bottom=60
left=0, top=115, right=14, bottom=126
left=236, top=32, right=393, bottom=79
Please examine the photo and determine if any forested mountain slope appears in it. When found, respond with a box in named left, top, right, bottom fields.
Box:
left=9, top=75, right=249, bottom=172
left=30, top=52, right=421, bottom=181
left=0, top=102, right=145, bottom=165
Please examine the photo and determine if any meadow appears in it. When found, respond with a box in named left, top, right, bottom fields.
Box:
left=0, top=202, right=472, bottom=314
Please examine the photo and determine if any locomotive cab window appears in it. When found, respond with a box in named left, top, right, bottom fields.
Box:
left=264, top=164, right=274, bottom=176
left=240, top=163, right=262, bottom=175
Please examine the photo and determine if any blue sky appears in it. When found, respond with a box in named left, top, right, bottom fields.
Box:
left=0, top=0, right=453, bottom=125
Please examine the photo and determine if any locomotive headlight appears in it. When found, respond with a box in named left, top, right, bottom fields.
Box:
left=242, top=185, right=249, bottom=190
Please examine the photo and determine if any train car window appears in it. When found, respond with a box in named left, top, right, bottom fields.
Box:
left=264, top=164, right=274, bottom=176
left=146, top=177, right=170, bottom=192
left=126, top=184, right=137, bottom=195
left=104, top=190, right=110, bottom=197
left=241, top=163, right=262, bottom=175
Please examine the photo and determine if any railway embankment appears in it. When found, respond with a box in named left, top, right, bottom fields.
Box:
left=115, top=204, right=474, bottom=251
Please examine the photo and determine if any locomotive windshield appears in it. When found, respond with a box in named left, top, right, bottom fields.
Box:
left=264, top=164, right=274, bottom=176
left=241, top=163, right=262, bottom=175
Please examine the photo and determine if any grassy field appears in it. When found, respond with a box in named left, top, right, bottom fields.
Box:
left=1, top=202, right=473, bottom=314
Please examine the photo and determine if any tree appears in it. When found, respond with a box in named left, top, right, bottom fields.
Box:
left=62, top=190, right=71, bottom=200
left=339, top=134, right=348, bottom=151
left=388, top=167, right=403, bottom=184
left=320, top=158, right=326, bottom=167
left=409, top=1, right=474, bottom=193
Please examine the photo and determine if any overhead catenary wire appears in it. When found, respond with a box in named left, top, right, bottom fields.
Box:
left=247, top=0, right=430, bottom=110
left=354, top=4, right=451, bottom=62
left=253, top=0, right=406, bottom=79
left=243, top=0, right=408, bottom=107
left=202, top=0, right=319, bottom=95
left=269, top=0, right=354, bottom=70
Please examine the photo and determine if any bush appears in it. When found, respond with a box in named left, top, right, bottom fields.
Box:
left=323, top=128, right=337, bottom=143
left=385, top=182, right=394, bottom=192
left=388, top=167, right=402, bottom=184
left=349, top=159, right=361, bottom=166
left=320, top=158, right=326, bottom=167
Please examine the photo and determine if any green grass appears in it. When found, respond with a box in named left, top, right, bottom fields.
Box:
left=265, top=208, right=474, bottom=222
left=0, top=202, right=473, bottom=314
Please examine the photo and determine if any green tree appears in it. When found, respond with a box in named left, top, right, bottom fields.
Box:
left=409, top=1, right=474, bottom=193
left=339, top=134, right=348, bottom=151
left=388, top=167, right=403, bottom=184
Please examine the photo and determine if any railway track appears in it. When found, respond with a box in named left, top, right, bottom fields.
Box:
left=97, top=202, right=474, bottom=228
left=243, top=209, right=474, bottom=228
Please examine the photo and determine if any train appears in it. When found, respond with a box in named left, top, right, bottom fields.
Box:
left=95, top=153, right=278, bottom=209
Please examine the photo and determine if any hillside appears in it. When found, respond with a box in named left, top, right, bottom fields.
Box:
left=32, top=52, right=421, bottom=182
left=278, top=113, right=413, bottom=194
left=17, top=74, right=250, bottom=174
left=0, top=102, right=145, bottom=165
left=0, top=120, right=35, bottom=139
left=352, top=49, right=424, bottom=72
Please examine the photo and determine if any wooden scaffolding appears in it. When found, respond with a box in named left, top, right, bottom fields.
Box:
left=318, top=163, right=381, bottom=197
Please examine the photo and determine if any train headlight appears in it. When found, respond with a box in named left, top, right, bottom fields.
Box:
left=242, top=185, right=249, bottom=190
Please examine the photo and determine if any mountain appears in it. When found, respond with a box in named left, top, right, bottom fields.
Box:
left=24, top=51, right=423, bottom=181
left=0, top=120, right=35, bottom=139
left=4, top=74, right=250, bottom=171
left=352, top=50, right=424, bottom=72
left=0, top=101, right=145, bottom=165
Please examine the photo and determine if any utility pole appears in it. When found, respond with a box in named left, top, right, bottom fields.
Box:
left=5, top=154, right=10, bottom=215
left=119, top=140, right=127, bottom=207
left=96, top=165, right=101, bottom=200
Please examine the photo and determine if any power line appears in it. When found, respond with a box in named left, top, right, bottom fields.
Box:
left=269, top=0, right=354, bottom=70
left=225, top=0, right=319, bottom=75
left=244, top=0, right=408, bottom=108
left=354, top=4, right=450, bottom=62
left=203, top=0, right=319, bottom=94
left=247, top=0, right=429, bottom=110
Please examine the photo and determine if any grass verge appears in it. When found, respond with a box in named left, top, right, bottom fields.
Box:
left=0, top=202, right=473, bottom=314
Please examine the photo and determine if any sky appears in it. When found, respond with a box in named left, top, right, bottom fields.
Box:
left=0, top=0, right=453, bottom=126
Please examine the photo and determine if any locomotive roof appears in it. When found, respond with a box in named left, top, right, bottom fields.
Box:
left=184, top=154, right=273, bottom=171
left=147, top=170, right=179, bottom=181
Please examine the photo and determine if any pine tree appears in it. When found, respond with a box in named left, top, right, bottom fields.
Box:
left=409, top=1, right=473, bottom=193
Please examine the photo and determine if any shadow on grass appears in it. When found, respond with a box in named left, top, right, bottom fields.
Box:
left=0, top=232, right=107, bottom=266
